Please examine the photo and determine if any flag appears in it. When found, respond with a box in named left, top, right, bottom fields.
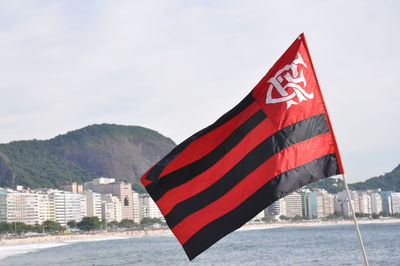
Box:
left=141, top=33, right=344, bottom=260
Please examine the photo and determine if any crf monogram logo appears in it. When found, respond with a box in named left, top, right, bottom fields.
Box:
left=266, top=53, right=314, bottom=109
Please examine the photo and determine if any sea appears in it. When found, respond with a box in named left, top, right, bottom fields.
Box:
left=0, top=223, right=399, bottom=266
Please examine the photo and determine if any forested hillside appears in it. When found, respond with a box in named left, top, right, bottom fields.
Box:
left=0, top=124, right=175, bottom=192
left=308, top=164, right=400, bottom=193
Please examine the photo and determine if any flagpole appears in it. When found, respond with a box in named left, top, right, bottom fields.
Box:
left=341, top=174, right=369, bottom=266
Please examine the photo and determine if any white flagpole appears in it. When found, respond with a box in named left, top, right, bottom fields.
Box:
left=342, top=174, right=369, bottom=266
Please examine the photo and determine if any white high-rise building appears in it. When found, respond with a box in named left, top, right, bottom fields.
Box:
left=337, top=191, right=359, bottom=217
left=101, top=194, right=122, bottom=222
left=370, top=193, right=383, bottom=214
left=358, top=192, right=372, bottom=214
left=319, top=190, right=335, bottom=217
left=37, top=192, right=54, bottom=223
left=316, top=192, right=324, bottom=218
left=342, top=200, right=353, bottom=217
left=284, top=192, right=302, bottom=218
left=265, top=198, right=286, bottom=218
left=132, top=192, right=140, bottom=224
left=334, top=195, right=342, bottom=213
left=1, top=191, right=39, bottom=225
left=84, top=190, right=102, bottom=221
left=50, top=190, right=86, bottom=227
left=391, top=193, right=400, bottom=214
left=139, top=194, right=163, bottom=220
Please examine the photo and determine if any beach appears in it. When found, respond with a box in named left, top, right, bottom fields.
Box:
left=0, top=228, right=172, bottom=247
left=2, top=218, right=400, bottom=247
left=239, top=218, right=400, bottom=231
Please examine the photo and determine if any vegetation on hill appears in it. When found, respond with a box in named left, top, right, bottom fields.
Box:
left=306, top=176, right=345, bottom=194
left=0, top=124, right=175, bottom=191
left=308, top=164, right=400, bottom=193
left=349, top=164, right=400, bottom=191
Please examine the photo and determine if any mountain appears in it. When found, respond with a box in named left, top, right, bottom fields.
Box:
left=308, top=164, right=400, bottom=193
left=0, top=124, right=176, bottom=192
left=349, top=164, right=400, bottom=191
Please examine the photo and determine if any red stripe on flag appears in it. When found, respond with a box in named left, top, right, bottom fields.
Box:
left=158, top=102, right=261, bottom=178
left=155, top=113, right=329, bottom=216
left=156, top=118, right=270, bottom=215
left=171, top=132, right=335, bottom=245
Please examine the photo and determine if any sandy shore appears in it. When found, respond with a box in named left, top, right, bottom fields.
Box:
left=0, top=229, right=172, bottom=247
left=1, top=218, right=399, bottom=247
left=239, top=218, right=400, bottom=231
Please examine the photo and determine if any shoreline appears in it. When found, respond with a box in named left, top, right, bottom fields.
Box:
left=0, top=229, right=172, bottom=247
left=1, top=218, right=400, bottom=247
left=239, top=218, right=400, bottom=231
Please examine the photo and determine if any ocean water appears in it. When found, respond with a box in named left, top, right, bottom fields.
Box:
left=0, top=223, right=399, bottom=266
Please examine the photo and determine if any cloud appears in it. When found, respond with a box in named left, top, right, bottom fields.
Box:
left=0, top=0, right=399, bottom=182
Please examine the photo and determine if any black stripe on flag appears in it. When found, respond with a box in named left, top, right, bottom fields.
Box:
left=145, top=93, right=255, bottom=183
left=146, top=109, right=267, bottom=201
left=165, top=113, right=329, bottom=228
left=183, top=153, right=340, bottom=260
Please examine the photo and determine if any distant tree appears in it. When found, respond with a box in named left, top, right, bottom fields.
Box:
left=355, top=213, right=370, bottom=218
left=13, top=222, right=29, bottom=234
left=292, top=215, right=304, bottom=221
left=393, top=213, right=400, bottom=218
left=67, top=220, right=77, bottom=228
left=119, top=219, right=137, bottom=229
left=333, top=211, right=344, bottom=217
left=327, top=211, right=344, bottom=219
left=43, top=220, right=64, bottom=233
left=306, top=177, right=344, bottom=194
left=31, top=223, right=43, bottom=233
left=77, top=217, right=101, bottom=231
left=140, top=217, right=163, bottom=226
left=371, top=213, right=380, bottom=219
left=279, top=215, right=290, bottom=221
left=0, top=222, right=14, bottom=234
left=107, top=221, right=119, bottom=229
left=379, top=211, right=389, bottom=217
left=263, top=216, right=276, bottom=223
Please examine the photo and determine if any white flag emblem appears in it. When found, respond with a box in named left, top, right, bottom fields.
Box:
left=266, top=53, right=314, bottom=109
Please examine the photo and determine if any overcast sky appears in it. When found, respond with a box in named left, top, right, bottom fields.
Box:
left=0, top=0, right=399, bottom=182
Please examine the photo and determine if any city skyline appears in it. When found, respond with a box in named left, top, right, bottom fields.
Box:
left=0, top=178, right=164, bottom=227
left=1, top=177, right=400, bottom=228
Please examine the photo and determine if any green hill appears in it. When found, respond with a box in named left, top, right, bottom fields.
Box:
left=349, top=164, right=400, bottom=191
left=308, top=164, right=400, bottom=193
left=0, top=124, right=175, bottom=192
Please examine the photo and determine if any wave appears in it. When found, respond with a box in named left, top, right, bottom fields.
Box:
left=0, top=235, right=154, bottom=261
left=0, top=232, right=177, bottom=261
left=0, top=241, right=69, bottom=261
left=62, top=235, right=133, bottom=243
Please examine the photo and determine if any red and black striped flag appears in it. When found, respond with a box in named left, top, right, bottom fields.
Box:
left=141, top=33, right=344, bottom=260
